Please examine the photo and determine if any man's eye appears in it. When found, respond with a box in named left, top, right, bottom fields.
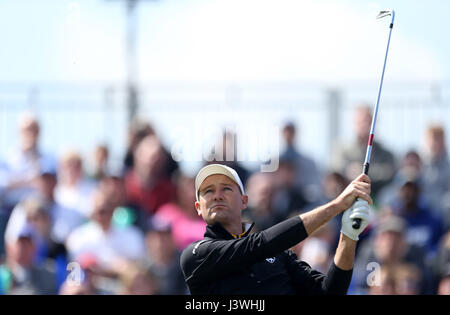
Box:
left=204, top=190, right=212, bottom=194
left=224, top=187, right=232, bottom=191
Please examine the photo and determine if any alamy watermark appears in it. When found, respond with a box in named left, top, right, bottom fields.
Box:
left=66, top=261, right=83, bottom=287
left=366, top=262, right=381, bottom=287
left=170, top=124, right=280, bottom=173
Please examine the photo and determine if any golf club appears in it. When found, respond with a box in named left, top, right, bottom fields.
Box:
left=352, top=9, right=395, bottom=229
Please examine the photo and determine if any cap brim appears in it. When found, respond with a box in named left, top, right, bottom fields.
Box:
left=195, top=164, right=245, bottom=200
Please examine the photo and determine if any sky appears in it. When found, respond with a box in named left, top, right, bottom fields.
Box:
left=0, top=0, right=449, bottom=83
left=1, top=0, right=450, bottom=171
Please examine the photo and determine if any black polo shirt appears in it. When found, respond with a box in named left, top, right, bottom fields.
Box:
left=180, top=216, right=353, bottom=295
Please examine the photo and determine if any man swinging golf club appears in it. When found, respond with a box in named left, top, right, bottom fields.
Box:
left=181, top=9, right=394, bottom=295
left=180, top=163, right=372, bottom=295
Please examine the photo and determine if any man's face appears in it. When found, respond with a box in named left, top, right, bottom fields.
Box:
left=20, top=121, right=39, bottom=152
left=195, top=174, right=248, bottom=226
left=426, top=130, right=445, bottom=157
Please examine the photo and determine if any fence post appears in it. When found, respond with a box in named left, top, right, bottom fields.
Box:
left=326, top=88, right=341, bottom=167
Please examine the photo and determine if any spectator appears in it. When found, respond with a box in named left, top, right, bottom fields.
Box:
left=5, top=167, right=86, bottom=250
left=98, top=170, right=148, bottom=233
left=272, top=158, right=309, bottom=218
left=125, top=134, right=176, bottom=215
left=242, top=172, right=281, bottom=231
left=205, top=130, right=250, bottom=185
left=123, top=120, right=155, bottom=171
left=377, top=150, right=424, bottom=208
left=9, top=198, right=65, bottom=263
left=354, top=215, right=429, bottom=294
left=367, top=265, right=397, bottom=295
left=0, top=224, right=58, bottom=295
left=421, top=124, right=450, bottom=222
left=320, top=172, right=361, bottom=247
left=119, top=265, right=160, bottom=295
left=2, top=111, right=56, bottom=211
left=54, top=150, right=97, bottom=218
left=291, top=222, right=337, bottom=274
left=368, top=263, right=422, bottom=295
left=280, top=121, right=323, bottom=205
left=87, top=144, right=109, bottom=181
left=154, top=171, right=206, bottom=250
left=437, top=270, right=450, bottom=295
left=65, top=189, right=145, bottom=274
left=322, top=172, right=350, bottom=204
left=123, top=120, right=178, bottom=176
left=391, top=181, right=444, bottom=256
left=59, top=277, right=98, bottom=295
left=431, top=231, right=450, bottom=293
left=59, top=259, right=105, bottom=295
left=331, top=105, right=396, bottom=198
left=143, top=216, right=188, bottom=295
left=394, top=263, right=423, bottom=295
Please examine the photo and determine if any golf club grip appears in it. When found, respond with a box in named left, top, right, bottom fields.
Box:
left=352, top=218, right=362, bottom=229
left=352, top=163, right=370, bottom=229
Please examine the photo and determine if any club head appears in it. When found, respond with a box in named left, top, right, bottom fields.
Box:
left=376, top=9, right=394, bottom=19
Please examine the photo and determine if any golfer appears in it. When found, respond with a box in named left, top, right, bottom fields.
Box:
left=180, top=164, right=372, bottom=295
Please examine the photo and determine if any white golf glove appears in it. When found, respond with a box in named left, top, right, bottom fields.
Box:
left=340, top=199, right=371, bottom=241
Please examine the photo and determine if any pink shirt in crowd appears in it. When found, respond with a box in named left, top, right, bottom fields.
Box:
left=155, top=203, right=206, bottom=250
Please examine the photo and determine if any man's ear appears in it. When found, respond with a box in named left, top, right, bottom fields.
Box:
left=241, top=195, right=249, bottom=210
left=195, top=201, right=202, bottom=216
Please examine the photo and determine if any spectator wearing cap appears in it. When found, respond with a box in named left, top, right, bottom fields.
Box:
left=2, top=111, right=57, bottom=211
left=5, top=166, right=86, bottom=248
left=353, top=215, right=430, bottom=294
left=143, top=216, right=188, bottom=294
left=0, top=224, right=58, bottom=294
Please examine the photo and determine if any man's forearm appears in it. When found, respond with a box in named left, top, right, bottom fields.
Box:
left=299, top=173, right=372, bottom=237
left=299, top=200, right=341, bottom=236
left=333, top=233, right=357, bottom=271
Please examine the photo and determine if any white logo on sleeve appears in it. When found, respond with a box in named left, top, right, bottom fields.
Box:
left=265, top=257, right=276, bottom=263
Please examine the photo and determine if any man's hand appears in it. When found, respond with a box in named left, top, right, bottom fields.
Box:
left=340, top=200, right=371, bottom=241
left=333, top=173, right=372, bottom=212
left=299, top=173, right=372, bottom=238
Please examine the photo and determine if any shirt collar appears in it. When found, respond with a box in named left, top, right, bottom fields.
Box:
left=204, top=222, right=255, bottom=240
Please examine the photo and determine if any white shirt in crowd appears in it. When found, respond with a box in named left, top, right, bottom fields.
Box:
left=65, top=221, right=145, bottom=269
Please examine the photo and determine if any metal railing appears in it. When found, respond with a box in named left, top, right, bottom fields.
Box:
left=0, top=80, right=449, bottom=172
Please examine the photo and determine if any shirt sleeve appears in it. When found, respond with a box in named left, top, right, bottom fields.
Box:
left=180, top=216, right=308, bottom=286
left=284, top=250, right=353, bottom=295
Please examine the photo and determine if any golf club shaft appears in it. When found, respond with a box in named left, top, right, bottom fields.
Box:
left=352, top=11, right=395, bottom=229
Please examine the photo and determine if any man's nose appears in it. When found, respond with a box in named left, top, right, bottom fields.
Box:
left=213, top=190, right=225, bottom=200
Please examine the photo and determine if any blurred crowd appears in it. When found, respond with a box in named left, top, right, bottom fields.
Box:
left=0, top=105, right=449, bottom=295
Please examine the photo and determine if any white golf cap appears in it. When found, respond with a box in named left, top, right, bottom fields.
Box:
left=195, top=164, right=245, bottom=200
